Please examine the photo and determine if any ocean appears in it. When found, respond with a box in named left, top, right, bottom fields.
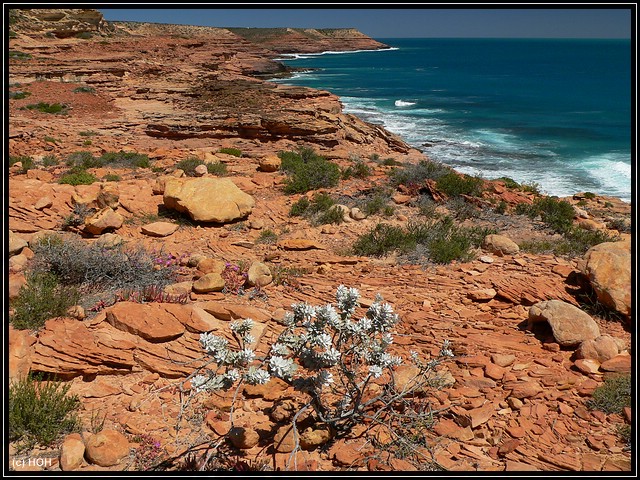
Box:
left=271, top=38, right=632, bottom=203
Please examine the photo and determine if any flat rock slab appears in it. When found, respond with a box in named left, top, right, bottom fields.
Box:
left=141, top=221, right=179, bottom=237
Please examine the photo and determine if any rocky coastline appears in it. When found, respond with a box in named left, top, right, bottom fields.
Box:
left=7, top=9, right=632, bottom=474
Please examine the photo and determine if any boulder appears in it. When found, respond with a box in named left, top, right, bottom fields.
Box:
left=96, top=183, right=120, bottom=209
left=83, top=207, right=124, bottom=235
left=575, top=335, right=622, bottom=363
left=60, top=433, right=85, bottom=471
left=258, top=155, right=281, bottom=172
left=9, top=231, right=28, bottom=256
left=163, top=177, right=255, bottom=223
left=85, top=429, right=130, bottom=467
left=482, top=234, right=520, bottom=256
left=8, top=325, right=36, bottom=381
left=247, top=261, right=272, bottom=287
left=140, top=222, right=179, bottom=237
left=227, top=426, right=260, bottom=449
left=192, top=273, right=226, bottom=293
left=194, top=164, right=208, bottom=176
left=528, top=300, right=600, bottom=347
left=579, top=239, right=631, bottom=318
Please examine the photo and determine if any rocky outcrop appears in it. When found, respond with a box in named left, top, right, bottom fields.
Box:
left=11, top=9, right=111, bottom=37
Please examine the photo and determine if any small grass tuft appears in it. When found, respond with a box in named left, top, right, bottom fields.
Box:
left=586, top=374, right=630, bottom=414
left=25, top=102, right=68, bottom=114
left=73, top=86, right=95, bottom=94
left=217, top=147, right=243, bottom=157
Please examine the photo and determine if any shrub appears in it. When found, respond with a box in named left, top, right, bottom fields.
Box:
left=9, top=90, right=30, bottom=100
left=58, top=169, right=97, bottom=185
left=29, top=234, right=178, bottom=295
left=9, top=155, right=35, bottom=173
left=289, top=196, right=311, bottom=217
left=9, top=374, right=80, bottom=451
left=316, top=206, right=346, bottom=225
left=66, top=151, right=101, bottom=169
left=520, top=197, right=576, bottom=233
left=436, top=172, right=483, bottom=197
left=519, top=228, right=618, bottom=258
left=382, top=157, right=402, bottom=166
left=10, top=272, right=80, bottom=330
left=79, top=130, right=97, bottom=136
left=359, top=191, right=391, bottom=216
left=583, top=192, right=596, bottom=200
left=388, top=159, right=451, bottom=189
left=446, top=196, right=480, bottom=220
left=176, top=156, right=205, bottom=176
left=25, top=102, right=68, bottom=114
left=99, top=151, right=150, bottom=169
left=494, top=200, right=508, bottom=215
left=520, top=181, right=541, bottom=195
left=256, top=229, right=278, bottom=244
left=61, top=203, right=94, bottom=230
left=73, top=86, right=95, bottom=94
left=586, top=374, right=630, bottom=414
left=114, top=284, right=189, bottom=305
left=9, top=50, right=32, bottom=60
left=75, top=31, right=93, bottom=39
left=103, top=173, right=121, bottom=182
left=41, top=154, right=59, bottom=167
left=341, top=155, right=372, bottom=180
left=221, top=262, right=249, bottom=295
left=132, top=434, right=165, bottom=471
left=189, top=286, right=455, bottom=450
left=279, top=147, right=341, bottom=194
left=206, top=162, right=227, bottom=176
left=496, top=176, right=520, bottom=189
left=217, top=147, right=243, bottom=157
left=353, top=218, right=493, bottom=264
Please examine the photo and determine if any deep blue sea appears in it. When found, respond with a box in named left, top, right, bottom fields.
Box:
left=271, top=38, right=632, bottom=202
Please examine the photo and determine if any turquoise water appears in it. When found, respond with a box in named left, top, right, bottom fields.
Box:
left=271, top=38, right=632, bottom=202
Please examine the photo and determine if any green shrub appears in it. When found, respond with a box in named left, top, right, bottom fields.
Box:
left=388, top=159, right=451, bottom=189
left=360, top=190, right=393, bottom=216
left=73, top=86, right=95, bottom=94
left=586, top=374, right=630, bottom=414
left=25, top=102, right=68, bottom=114
left=206, top=162, right=227, bottom=176
left=10, top=272, right=79, bottom=330
left=521, top=181, right=541, bottom=195
left=256, top=229, right=278, bottom=244
left=279, top=147, right=341, bottom=194
left=10, top=155, right=35, bottom=173
left=9, top=90, right=30, bottom=100
left=41, top=154, right=59, bottom=167
left=99, top=151, right=150, bottom=169
left=382, top=157, right=402, bottom=166
left=583, top=192, right=596, bottom=200
left=83, top=140, right=93, bottom=146
left=103, top=173, right=121, bottom=182
left=217, top=147, right=243, bottom=157
left=519, top=228, right=617, bottom=258
left=79, top=130, right=97, bottom=137
left=447, top=197, right=480, bottom=220
left=523, top=197, right=576, bottom=233
left=341, top=156, right=372, bottom=180
left=75, top=31, right=93, bottom=39
left=497, top=176, right=521, bottom=189
left=436, top=172, right=483, bottom=197
left=66, top=151, right=100, bottom=168
left=9, top=50, right=32, bottom=60
left=288, top=192, right=338, bottom=225
left=58, top=169, right=97, bottom=185
left=289, top=196, right=311, bottom=217
left=9, top=30, right=17, bottom=38
left=493, top=200, right=508, bottom=215
left=176, top=156, right=205, bottom=176
left=9, top=374, right=80, bottom=451
left=316, top=206, right=346, bottom=225
left=353, top=218, right=493, bottom=264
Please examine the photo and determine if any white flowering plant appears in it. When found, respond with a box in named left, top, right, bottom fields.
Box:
left=190, top=285, right=454, bottom=437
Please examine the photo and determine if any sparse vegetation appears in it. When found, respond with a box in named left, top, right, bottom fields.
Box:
left=353, top=217, right=494, bottom=264
left=9, top=155, right=35, bottom=173
left=9, top=90, right=31, bottom=100
left=9, top=50, right=32, bottom=60
left=388, top=159, right=451, bottom=191
left=436, top=172, right=484, bottom=197
left=41, top=154, right=59, bottom=167
left=255, top=229, right=278, bottom=244
left=279, top=146, right=341, bottom=194
left=217, top=147, right=243, bottom=157
left=9, top=374, right=80, bottom=452
left=341, top=155, right=372, bottom=180
left=10, top=272, right=80, bottom=331
left=586, top=373, right=630, bottom=414
left=58, top=168, right=97, bottom=185
left=73, top=86, right=96, bottom=94
left=25, top=102, right=68, bottom=114
left=583, top=192, right=596, bottom=200
left=497, top=176, right=521, bottom=189
left=103, top=173, right=121, bottom=182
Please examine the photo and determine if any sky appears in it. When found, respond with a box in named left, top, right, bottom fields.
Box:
left=99, top=6, right=633, bottom=39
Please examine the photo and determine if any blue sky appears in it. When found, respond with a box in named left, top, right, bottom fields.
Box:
left=99, top=6, right=632, bottom=39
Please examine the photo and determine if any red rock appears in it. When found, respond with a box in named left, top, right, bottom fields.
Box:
left=85, top=429, right=130, bottom=467
left=506, top=426, right=526, bottom=438
left=228, top=426, right=260, bottom=449
left=60, top=433, right=85, bottom=471
left=140, top=221, right=179, bottom=237
left=491, top=353, right=516, bottom=367
left=484, top=363, right=506, bottom=380
left=600, top=353, right=631, bottom=372
left=623, top=406, right=631, bottom=423
left=433, top=418, right=474, bottom=441
left=455, top=403, right=495, bottom=429
left=498, top=439, right=521, bottom=456
left=277, top=238, right=325, bottom=250
left=8, top=325, right=36, bottom=381
left=105, top=302, right=186, bottom=342
left=573, top=358, right=601, bottom=374
left=528, top=300, right=599, bottom=347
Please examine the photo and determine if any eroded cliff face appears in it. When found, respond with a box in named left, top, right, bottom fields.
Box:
left=8, top=9, right=411, bottom=160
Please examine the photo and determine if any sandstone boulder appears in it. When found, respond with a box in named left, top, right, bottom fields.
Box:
left=258, top=155, right=281, bottom=172
left=528, top=300, right=600, bottom=347
left=85, top=429, right=130, bottom=467
left=163, top=177, right=255, bottom=223
left=247, top=261, right=272, bottom=287
left=83, top=207, right=124, bottom=235
left=192, top=272, right=226, bottom=293
left=96, top=183, right=120, bottom=209
left=140, top=221, right=179, bottom=237
left=106, top=302, right=186, bottom=342
left=579, top=239, right=631, bottom=318
left=227, top=426, right=260, bottom=449
left=9, top=231, right=28, bottom=256
left=575, top=335, right=622, bottom=363
left=482, top=234, right=520, bottom=256
left=60, top=433, right=85, bottom=471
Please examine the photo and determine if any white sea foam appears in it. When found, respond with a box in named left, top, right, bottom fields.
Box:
left=395, top=100, right=416, bottom=107
left=276, top=47, right=398, bottom=61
